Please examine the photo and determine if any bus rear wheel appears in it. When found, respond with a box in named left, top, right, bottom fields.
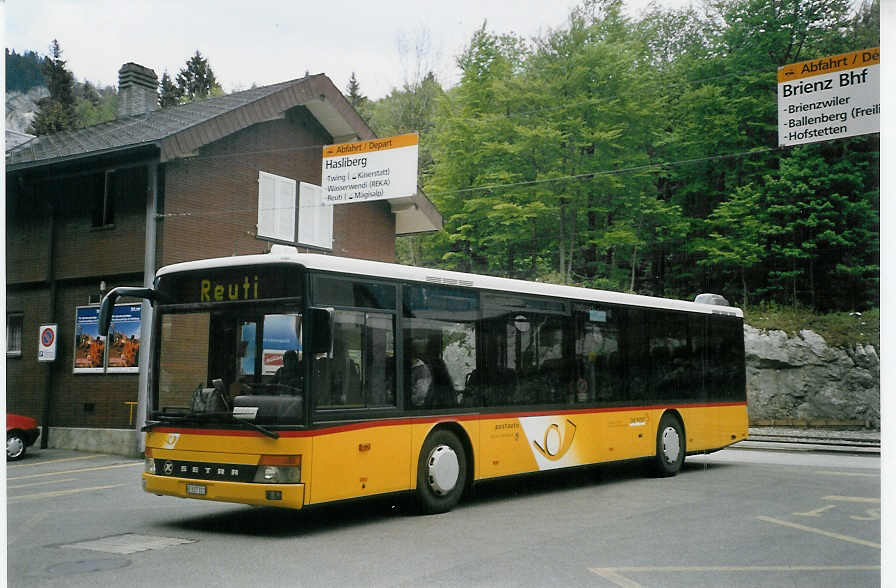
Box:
left=416, top=429, right=467, bottom=514
left=653, top=414, right=685, bottom=476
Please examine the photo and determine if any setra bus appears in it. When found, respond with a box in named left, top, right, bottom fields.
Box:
left=100, top=248, right=747, bottom=514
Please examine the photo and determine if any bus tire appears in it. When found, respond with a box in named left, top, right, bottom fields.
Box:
left=416, top=429, right=467, bottom=514
left=653, top=413, right=685, bottom=477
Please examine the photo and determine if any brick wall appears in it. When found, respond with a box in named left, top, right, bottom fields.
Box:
left=6, top=288, right=51, bottom=420
left=7, top=167, right=148, bottom=284
left=7, top=165, right=149, bottom=431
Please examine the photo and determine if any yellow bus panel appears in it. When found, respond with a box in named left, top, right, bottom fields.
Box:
left=143, top=403, right=747, bottom=509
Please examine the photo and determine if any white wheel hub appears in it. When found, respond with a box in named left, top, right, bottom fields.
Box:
left=427, top=444, right=460, bottom=495
left=661, top=426, right=680, bottom=463
left=7, top=436, right=24, bottom=459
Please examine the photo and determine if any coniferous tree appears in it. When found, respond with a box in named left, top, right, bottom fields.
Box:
left=158, top=71, right=182, bottom=107
left=28, top=39, right=76, bottom=135
left=345, top=71, right=372, bottom=122
left=346, top=72, right=367, bottom=108
left=175, top=50, right=221, bottom=101
left=6, top=49, right=46, bottom=92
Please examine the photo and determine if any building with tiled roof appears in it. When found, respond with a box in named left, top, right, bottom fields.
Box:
left=6, top=63, right=441, bottom=455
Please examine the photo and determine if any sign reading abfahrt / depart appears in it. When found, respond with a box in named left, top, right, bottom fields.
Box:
left=321, top=133, right=418, bottom=204
left=778, top=47, right=880, bottom=147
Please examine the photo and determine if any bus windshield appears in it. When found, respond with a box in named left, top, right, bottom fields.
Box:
left=155, top=305, right=304, bottom=426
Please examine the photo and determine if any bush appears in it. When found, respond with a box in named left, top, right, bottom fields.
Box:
left=744, top=305, right=879, bottom=349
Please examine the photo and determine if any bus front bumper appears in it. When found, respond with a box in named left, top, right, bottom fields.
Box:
left=143, top=473, right=305, bottom=509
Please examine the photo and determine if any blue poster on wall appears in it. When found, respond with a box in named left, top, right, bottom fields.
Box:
left=74, top=306, right=104, bottom=373
left=74, top=304, right=141, bottom=374
left=107, top=304, right=142, bottom=373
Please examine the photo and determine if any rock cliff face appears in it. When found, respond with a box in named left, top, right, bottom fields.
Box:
left=744, top=325, right=880, bottom=428
left=6, top=87, right=48, bottom=134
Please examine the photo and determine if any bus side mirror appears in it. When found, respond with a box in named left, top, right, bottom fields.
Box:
left=310, top=307, right=334, bottom=358
left=98, top=287, right=161, bottom=336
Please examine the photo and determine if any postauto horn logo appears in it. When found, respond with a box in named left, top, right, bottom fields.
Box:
left=532, top=419, right=577, bottom=461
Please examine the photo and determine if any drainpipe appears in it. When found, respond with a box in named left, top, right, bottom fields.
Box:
left=41, top=205, right=56, bottom=448
left=135, top=163, right=158, bottom=455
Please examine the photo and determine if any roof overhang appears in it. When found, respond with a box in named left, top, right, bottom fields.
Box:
left=389, top=192, right=442, bottom=235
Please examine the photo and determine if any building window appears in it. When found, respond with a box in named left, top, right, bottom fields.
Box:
left=298, top=182, right=332, bottom=250
left=92, top=170, right=117, bottom=227
left=257, top=172, right=332, bottom=250
left=7, top=313, right=23, bottom=357
left=257, top=171, right=297, bottom=243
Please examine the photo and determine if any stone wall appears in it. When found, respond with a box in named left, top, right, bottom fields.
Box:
left=744, top=325, right=880, bottom=428
left=48, top=427, right=141, bottom=458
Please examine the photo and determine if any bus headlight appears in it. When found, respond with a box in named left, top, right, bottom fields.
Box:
left=254, top=455, right=301, bottom=484
left=253, top=465, right=300, bottom=484
left=145, top=457, right=156, bottom=475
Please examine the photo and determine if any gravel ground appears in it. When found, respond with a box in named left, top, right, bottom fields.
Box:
left=748, top=426, right=880, bottom=445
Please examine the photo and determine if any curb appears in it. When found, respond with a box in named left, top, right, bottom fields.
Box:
left=732, top=439, right=880, bottom=455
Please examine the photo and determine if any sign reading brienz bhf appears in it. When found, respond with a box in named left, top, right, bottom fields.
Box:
left=321, top=133, right=418, bottom=204
left=778, top=48, right=880, bottom=147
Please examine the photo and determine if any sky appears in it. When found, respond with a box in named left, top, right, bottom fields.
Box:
left=4, top=0, right=682, bottom=100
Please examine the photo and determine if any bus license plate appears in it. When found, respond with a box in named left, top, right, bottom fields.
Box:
left=186, top=484, right=207, bottom=496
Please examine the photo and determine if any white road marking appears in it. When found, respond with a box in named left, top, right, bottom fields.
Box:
left=8, top=484, right=128, bottom=503
left=822, top=495, right=880, bottom=503
left=757, top=516, right=880, bottom=549
left=8, top=461, right=142, bottom=480
left=588, top=565, right=880, bottom=587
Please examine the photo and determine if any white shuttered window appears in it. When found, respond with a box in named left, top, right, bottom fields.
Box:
left=298, top=182, right=333, bottom=250
left=257, top=171, right=297, bottom=243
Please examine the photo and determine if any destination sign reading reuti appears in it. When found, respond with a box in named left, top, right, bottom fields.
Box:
left=321, top=133, right=418, bottom=204
left=777, top=48, right=880, bottom=147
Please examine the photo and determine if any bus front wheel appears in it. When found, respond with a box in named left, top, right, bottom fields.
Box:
left=416, top=429, right=467, bottom=514
left=653, top=414, right=685, bottom=476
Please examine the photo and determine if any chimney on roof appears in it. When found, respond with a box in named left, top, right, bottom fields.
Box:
left=118, top=63, right=159, bottom=118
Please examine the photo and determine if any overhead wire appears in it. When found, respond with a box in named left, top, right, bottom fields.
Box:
left=157, top=145, right=782, bottom=219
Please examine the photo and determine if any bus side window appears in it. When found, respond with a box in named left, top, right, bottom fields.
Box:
left=575, top=306, right=620, bottom=403
left=403, top=284, right=478, bottom=409
left=313, top=310, right=395, bottom=409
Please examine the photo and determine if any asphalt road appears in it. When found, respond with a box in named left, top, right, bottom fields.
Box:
left=7, top=444, right=881, bottom=587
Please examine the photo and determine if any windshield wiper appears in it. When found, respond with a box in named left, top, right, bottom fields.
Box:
left=142, top=412, right=279, bottom=439
left=142, top=412, right=190, bottom=431
left=229, top=415, right=279, bottom=439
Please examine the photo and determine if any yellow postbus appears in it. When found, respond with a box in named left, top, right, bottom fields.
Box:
left=100, top=249, right=748, bottom=514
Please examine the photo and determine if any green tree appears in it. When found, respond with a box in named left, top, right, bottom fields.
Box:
left=364, top=30, right=446, bottom=266
left=402, top=0, right=878, bottom=311
left=158, top=71, right=182, bottom=107
left=176, top=50, right=222, bottom=101
left=847, top=0, right=880, bottom=50
left=29, top=40, right=77, bottom=135
left=345, top=71, right=370, bottom=120
left=5, top=49, right=45, bottom=92
left=74, top=81, right=117, bottom=128
left=759, top=142, right=878, bottom=310
left=696, top=185, right=768, bottom=305
left=424, top=24, right=532, bottom=275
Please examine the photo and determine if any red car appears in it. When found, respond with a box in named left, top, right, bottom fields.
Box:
left=7, top=413, right=40, bottom=460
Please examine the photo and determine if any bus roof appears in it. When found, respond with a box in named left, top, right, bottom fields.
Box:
left=156, top=250, right=743, bottom=318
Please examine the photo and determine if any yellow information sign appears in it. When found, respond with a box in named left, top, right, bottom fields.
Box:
left=777, top=48, right=880, bottom=147
left=321, top=133, right=419, bottom=204
left=778, top=48, right=880, bottom=83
